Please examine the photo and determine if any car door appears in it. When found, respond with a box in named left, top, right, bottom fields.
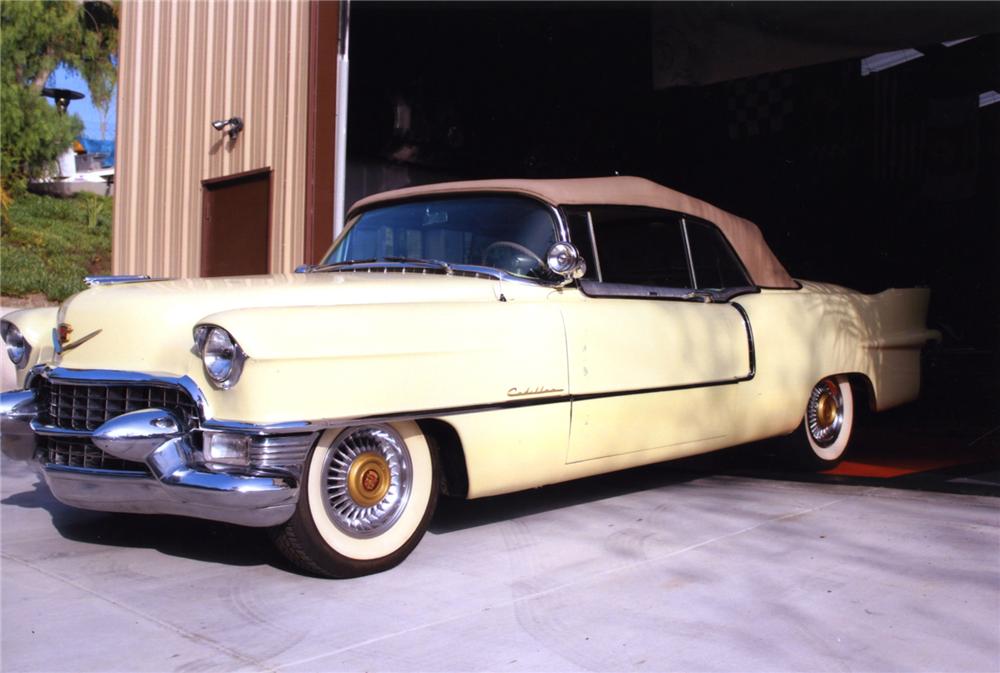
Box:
left=559, top=206, right=755, bottom=463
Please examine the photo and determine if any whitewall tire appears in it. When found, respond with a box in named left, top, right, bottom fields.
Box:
left=794, top=375, right=854, bottom=469
left=270, top=421, right=439, bottom=578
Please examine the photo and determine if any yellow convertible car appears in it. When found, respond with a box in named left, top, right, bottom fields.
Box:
left=0, top=177, right=937, bottom=577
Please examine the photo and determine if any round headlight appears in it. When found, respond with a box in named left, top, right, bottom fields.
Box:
left=1, top=320, right=31, bottom=368
left=199, top=326, right=246, bottom=388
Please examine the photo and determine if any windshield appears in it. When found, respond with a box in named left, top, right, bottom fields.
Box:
left=324, top=195, right=559, bottom=279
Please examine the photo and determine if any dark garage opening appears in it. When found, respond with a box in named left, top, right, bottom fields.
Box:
left=346, top=2, right=1000, bottom=461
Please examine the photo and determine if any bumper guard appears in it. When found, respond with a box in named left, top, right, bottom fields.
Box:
left=1, top=387, right=313, bottom=528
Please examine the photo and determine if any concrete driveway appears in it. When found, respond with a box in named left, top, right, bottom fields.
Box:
left=2, top=450, right=997, bottom=673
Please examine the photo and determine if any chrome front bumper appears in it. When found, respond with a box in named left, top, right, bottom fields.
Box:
left=0, top=383, right=315, bottom=528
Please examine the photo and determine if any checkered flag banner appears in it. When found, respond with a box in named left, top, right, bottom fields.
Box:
left=726, top=72, right=797, bottom=140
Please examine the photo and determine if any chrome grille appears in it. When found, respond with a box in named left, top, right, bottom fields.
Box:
left=38, top=380, right=200, bottom=431
left=35, top=378, right=201, bottom=475
left=41, top=437, right=148, bottom=473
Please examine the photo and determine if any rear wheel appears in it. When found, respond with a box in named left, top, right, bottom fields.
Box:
left=270, top=421, right=439, bottom=578
left=790, top=375, right=854, bottom=470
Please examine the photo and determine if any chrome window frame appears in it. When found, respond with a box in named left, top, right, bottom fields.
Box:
left=561, top=204, right=760, bottom=302
left=323, top=192, right=570, bottom=286
left=681, top=214, right=755, bottom=290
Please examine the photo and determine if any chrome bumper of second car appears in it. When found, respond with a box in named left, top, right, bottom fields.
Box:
left=0, top=383, right=317, bottom=528
left=0, top=389, right=38, bottom=462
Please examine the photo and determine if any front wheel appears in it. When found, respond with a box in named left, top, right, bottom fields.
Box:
left=789, top=375, right=854, bottom=470
left=270, top=421, right=439, bottom=578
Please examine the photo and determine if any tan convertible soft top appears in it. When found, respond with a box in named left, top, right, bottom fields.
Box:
left=349, top=176, right=797, bottom=289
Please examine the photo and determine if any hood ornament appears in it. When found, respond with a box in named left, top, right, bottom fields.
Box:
left=52, top=325, right=102, bottom=354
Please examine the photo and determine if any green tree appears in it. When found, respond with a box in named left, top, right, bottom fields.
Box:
left=1, top=1, right=118, bottom=196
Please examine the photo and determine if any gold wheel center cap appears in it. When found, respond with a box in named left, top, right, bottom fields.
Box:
left=347, top=454, right=391, bottom=507
left=816, top=393, right=838, bottom=428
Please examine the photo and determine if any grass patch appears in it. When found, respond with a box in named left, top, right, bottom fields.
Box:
left=1, top=192, right=112, bottom=301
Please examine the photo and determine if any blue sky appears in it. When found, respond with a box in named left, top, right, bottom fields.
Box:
left=46, top=64, right=117, bottom=140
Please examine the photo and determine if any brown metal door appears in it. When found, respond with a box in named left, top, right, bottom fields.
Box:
left=201, top=168, right=272, bottom=277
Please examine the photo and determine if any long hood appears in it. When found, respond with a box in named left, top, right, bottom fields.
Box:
left=53, top=272, right=503, bottom=374
left=49, top=271, right=566, bottom=426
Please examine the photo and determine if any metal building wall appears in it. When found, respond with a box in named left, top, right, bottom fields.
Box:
left=113, top=0, right=310, bottom=277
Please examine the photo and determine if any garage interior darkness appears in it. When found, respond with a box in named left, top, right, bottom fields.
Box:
left=346, top=2, right=999, bottom=448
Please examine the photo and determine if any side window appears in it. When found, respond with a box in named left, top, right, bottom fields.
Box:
left=590, top=207, right=692, bottom=288
left=685, top=219, right=752, bottom=289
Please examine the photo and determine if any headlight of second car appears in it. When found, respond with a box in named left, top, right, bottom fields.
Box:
left=1, top=320, right=31, bottom=368
left=193, top=324, right=246, bottom=388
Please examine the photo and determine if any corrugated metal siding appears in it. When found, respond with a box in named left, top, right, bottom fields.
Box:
left=113, top=0, right=310, bottom=277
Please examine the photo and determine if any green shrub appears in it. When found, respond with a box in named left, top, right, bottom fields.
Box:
left=82, top=192, right=109, bottom=230
left=0, top=192, right=112, bottom=301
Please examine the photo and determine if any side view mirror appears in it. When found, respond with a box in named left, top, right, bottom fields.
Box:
left=545, top=241, right=587, bottom=284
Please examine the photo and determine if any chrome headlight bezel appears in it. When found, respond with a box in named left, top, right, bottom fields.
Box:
left=193, top=324, right=246, bottom=389
left=1, top=320, right=32, bottom=369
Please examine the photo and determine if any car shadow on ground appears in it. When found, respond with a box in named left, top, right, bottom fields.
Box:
left=3, top=376, right=995, bottom=576
left=1, top=472, right=287, bottom=570
left=430, top=461, right=704, bottom=534
left=1, top=460, right=708, bottom=574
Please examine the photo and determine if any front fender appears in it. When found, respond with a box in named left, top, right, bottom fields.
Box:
left=2, top=306, right=58, bottom=390
left=194, top=302, right=569, bottom=425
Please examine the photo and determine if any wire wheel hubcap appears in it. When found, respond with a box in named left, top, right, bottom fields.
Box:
left=807, top=379, right=844, bottom=447
left=323, top=426, right=412, bottom=538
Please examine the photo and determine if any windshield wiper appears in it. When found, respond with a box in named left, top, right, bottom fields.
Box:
left=381, top=257, right=453, bottom=275
left=311, top=258, right=378, bottom=272
left=311, top=257, right=453, bottom=275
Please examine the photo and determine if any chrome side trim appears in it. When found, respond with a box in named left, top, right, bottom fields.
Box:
left=205, top=380, right=753, bottom=435
left=202, top=419, right=313, bottom=435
